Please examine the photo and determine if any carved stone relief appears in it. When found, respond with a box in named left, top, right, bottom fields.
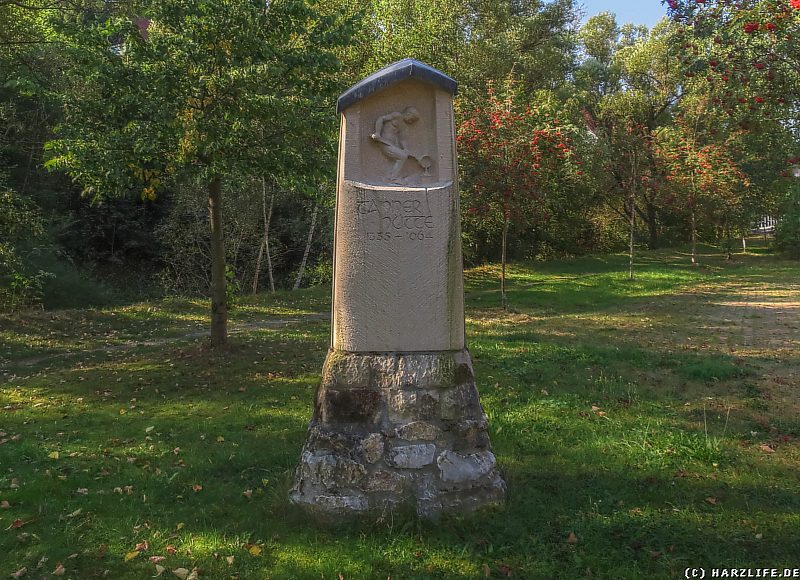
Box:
left=370, top=106, right=433, bottom=183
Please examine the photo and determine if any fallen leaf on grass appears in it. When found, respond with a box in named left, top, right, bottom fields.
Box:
left=124, top=550, right=140, bottom=562
left=482, top=563, right=490, bottom=577
left=172, top=568, right=189, bottom=579
left=66, top=509, right=82, bottom=518
left=498, top=563, right=513, bottom=577
left=6, top=518, right=27, bottom=530
left=242, top=489, right=252, bottom=499
left=755, top=533, right=763, bottom=540
left=154, top=564, right=165, bottom=577
left=1, top=500, right=10, bottom=508
left=165, top=546, right=177, bottom=555
left=758, top=444, right=775, bottom=454
left=135, top=540, right=149, bottom=552
left=9, top=567, right=26, bottom=578
left=216, top=436, right=225, bottom=443
left=705, top=496, right=718, bottom=505
left=149, top=556, right=166, bottom=564
left=225, top=556, right=234, bottom=566
left=248, top=544, right=262, bottom=557
left=145, top=426, right=155, bottom=434
left=48, top=451, right=60, bottom=460
left=191, top=484, right=203, bottom=492
left=52, top=563, right=65, bottom=576
left=567, top=532, right=578, bottom=545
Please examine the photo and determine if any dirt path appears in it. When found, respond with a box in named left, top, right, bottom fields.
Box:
left=702, top=282, right=800, bottom=419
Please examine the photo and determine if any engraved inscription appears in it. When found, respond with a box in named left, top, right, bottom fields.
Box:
left=354, top=186, right=435, bottom=242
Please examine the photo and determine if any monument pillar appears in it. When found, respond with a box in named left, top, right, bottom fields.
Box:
left=290, top=59, right=505, bottom=518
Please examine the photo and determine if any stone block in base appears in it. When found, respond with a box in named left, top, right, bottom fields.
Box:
left=289, top=349, right=505, bottom=518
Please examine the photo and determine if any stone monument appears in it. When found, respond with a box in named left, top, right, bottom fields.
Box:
left=290, top=59, right=505, bottom=518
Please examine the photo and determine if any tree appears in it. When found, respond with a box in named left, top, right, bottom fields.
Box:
left=655, top=94, right=750, bottom=264
left=46, top=0, right=354, bottom=346
left=577, top=18, right=687, bottom=250
left=668, top=0, right=799, bottom=132
left=458, top=81, right=580, bottom=307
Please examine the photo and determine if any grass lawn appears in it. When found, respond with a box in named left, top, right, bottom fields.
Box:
left=1, top=244, right=799, bottom=578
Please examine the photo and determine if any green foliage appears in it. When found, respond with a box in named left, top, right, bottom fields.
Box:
left=46, top=0, right=355, bottom=195
left=0, top=182, right=51, bottom=311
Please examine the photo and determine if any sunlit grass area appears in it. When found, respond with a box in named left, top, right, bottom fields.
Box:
left=2, top=245, right=799, bottom=578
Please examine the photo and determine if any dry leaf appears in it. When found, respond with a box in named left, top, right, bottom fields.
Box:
left=248, top=545, right=262, bottom=557
left=705, top=496, right=718, bottom=505
left=176, top=522, right=184, bottom=531
left=154, top=564, right=165, bottom=577
left=165, top=546, right=177, bottom=555
left=6, top=518, right=26, bottom=530
left=191, top=484, right=203, bottom=492
left=53, top=563, right=66, bottom=576
left=1, top=500, right=10, bottom=508
left=136, top=540, right=149, bottom=552
left=758, top=444, right=775, bottom=454
left=48, top=451, right=59, bottom=460
left=216, top=436, right=225, bottom=443
left=172, top=568, right=189, bottom=579
left=186, top=570, right=198, bottom=580
left=242, top=489, right=252, bottom=499
left=67, top=509, right=82, bottom=518
left=567, top=532, right=578, bottom=545
left=755, top=533, right=763, bottom=540
left=482, top=563, right=491, bottom=577
left=9, top=567, right=26, bottom=579
left=125, top=550, right=140, bottom=562
left=225, top=556, right=234, bottom=566
left=145, top=426, right=155, bottom=434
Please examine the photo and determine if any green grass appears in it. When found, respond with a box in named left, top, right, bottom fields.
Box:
left=2, top=244, right=799, bottom=578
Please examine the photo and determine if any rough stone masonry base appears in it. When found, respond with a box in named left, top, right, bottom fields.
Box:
left=290, top=349, right=506, bottom=518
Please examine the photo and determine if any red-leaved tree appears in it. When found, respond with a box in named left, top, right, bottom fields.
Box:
left=458, top=83, right=580, bottom=307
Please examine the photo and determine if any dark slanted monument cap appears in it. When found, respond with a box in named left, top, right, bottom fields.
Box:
left=336, top=58, right=458, bottom=115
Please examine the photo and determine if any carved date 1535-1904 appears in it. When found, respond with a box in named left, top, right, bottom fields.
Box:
left=355, top=188, right=435, bottom=242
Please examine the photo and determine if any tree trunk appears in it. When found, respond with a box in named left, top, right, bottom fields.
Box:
left=265, top=190, right=275, bottom=293
left=252, top=178, right=275, bottom=294
left=645, top=201, right=659, bottom=250
left=500, top=213, right=508, bottom=310
left=690, top=207, right=698, bottom=266
left=741, top=236, right=747, bottom=253
left=208, top=175, right=227, bottom=347
left=293, top=204, right=319, bottom=290
left=629, top=192, right=635, bottom=281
